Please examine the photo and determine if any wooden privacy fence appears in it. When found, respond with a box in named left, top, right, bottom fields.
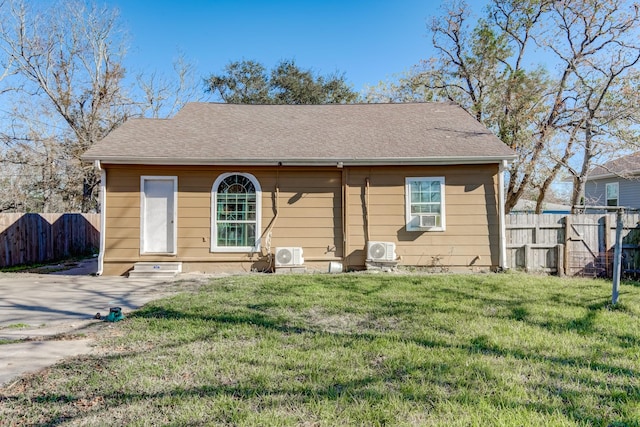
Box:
left=506, top=213, right=640, bottom=277
left=0, top=213, right=100, bottom=268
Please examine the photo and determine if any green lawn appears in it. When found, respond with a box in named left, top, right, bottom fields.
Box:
left=1, top=272, right=639, bottom=426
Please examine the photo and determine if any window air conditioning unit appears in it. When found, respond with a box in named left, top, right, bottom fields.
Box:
left=275, top=247, right=304, bottom=267
left=419, top=214, right=439, bottom=228
left=367, top=241, right=397, bottom=262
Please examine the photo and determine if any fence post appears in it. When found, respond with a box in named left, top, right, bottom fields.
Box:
left=612, top=210, right=623, bottom=305
left=564, top=215, right=571, bottom=276
left=556, top=244, right=564, bottom=277
left=605, top=214, right=611, bottom=277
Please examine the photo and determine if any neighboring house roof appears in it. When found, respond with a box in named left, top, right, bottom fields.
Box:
left=83, top=102, right=516, bottom=166
left=587, top=151, right=640, bottom=180
left=512, top=199, right=571, bottom=213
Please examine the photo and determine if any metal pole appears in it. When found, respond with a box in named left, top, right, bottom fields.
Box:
left=612, top=209, right=623, bottom=305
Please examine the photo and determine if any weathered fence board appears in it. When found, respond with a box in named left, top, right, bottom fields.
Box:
left=506, top=214, right=564, bottom=274
left=506, top=213, right=640, bottom=277
left=0, top=213, right=100, bottom=267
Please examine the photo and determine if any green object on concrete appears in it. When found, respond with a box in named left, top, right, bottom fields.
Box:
left=105, top=307, right=124, bottom=322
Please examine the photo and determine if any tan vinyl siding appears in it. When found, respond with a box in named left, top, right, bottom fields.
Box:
left=101, top=163, right=501, bottom=275
left=344, top=165, right=500, bottom=270
left=102, top=165, right=342, bottom=274
left=260, top=170, right=342, bottom=258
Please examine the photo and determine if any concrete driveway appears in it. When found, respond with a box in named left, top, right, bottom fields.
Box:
left=0, top=261, right=174, bottom=332
left=0, top=259, right=209, bottom=387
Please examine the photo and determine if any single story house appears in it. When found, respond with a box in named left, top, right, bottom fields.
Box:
left=82, top=102, right=516, bottom=276
left=585, top=151, right=640, bottom=209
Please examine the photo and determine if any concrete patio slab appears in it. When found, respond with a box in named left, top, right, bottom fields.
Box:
left=0, top=259, right=212, bottom=387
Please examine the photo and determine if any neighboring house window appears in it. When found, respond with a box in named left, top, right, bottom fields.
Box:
left=606, top=182, right=619, bottom=207
left=211, top=173, right=262, bottom=252
left=405, top=177, right=446, bottom=231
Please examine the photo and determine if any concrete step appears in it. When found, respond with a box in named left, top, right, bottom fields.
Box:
left=128, top=262, right=182, bottom=278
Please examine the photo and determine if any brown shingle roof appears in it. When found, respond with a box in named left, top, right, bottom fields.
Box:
left=83, top=102, right=515, bottom=165
left=588, top=151, right=640, bottom=179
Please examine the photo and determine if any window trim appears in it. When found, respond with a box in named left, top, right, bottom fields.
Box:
left=606, top=182, right=619, bottom=207
left=405, top=177, right=446, bottom=232
left=211, top=172, right=262, bottom=253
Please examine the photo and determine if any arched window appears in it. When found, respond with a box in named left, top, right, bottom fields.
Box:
left=211, top=173, right=261, bottom=252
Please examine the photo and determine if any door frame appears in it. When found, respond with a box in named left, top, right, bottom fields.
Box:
left=140, top=175, right=178, bottom=255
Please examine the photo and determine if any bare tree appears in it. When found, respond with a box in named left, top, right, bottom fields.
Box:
left=486, top=0, right=553, bottom=213
left=362, top=68, right=435, bottom=103
left=375, top=0, right=640, bottom=213
left=542, top=0, right=640, bottom=211
left=136, top=52, right=205, bottom=118
left=0, top=1, right=16, bottom=89
left=0, top=0, right=131, bottom=211
left=405, top=0, right=551, bottom=213
left=0, top=0, right=203, bottom=212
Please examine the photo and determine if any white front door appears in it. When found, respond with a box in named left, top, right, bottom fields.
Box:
left=141, top=176, right=177, bottom=254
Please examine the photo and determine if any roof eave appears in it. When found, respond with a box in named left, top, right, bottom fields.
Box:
left=83, top=155, right=517, bottom=167
left=586, top=170, right=640, bottom=181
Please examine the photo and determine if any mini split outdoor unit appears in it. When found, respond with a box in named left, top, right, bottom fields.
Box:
left=275, top=247, right=304, bottom=267
left=367, top=241, right=397, bottom=262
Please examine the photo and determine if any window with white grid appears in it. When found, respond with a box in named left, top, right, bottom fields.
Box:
left=211, top=173, right=261, bottom=252
left=405, top=177, right=446, bottom=231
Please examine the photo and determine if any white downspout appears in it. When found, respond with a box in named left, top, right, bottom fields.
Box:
left=95, top=160, right=106, bottom=276
left=498, top=160, right=508, bottom=270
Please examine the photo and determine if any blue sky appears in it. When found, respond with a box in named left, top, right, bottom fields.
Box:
left=105, top=0, right=487, bottom=93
